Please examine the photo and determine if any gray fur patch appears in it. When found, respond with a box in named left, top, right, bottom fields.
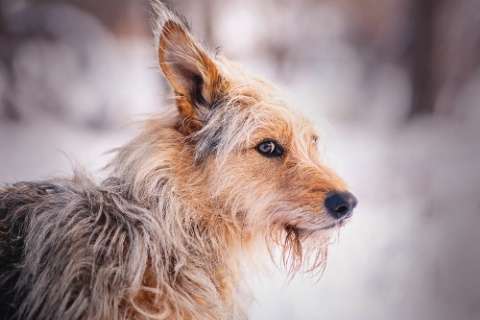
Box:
left=0, top=177, right=163, bottom=320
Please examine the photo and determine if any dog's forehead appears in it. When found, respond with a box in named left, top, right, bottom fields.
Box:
left=253, top=89, right=315, bottom=136
left=220, top=60, right=317, bottom=141
left=247, top=100, right=317, bottom=145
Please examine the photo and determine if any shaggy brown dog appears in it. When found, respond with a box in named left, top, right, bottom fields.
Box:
left=0, top=2, right=357, bottom=319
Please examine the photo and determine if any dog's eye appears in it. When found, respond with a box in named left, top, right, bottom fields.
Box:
left=256, top=140, right=284, bottom=157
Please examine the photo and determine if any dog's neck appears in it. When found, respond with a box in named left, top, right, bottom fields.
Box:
left=107, top=119, right=247, bottom=319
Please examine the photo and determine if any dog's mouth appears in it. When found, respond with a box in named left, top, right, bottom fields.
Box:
left=286, top=218, right=349, bottom=235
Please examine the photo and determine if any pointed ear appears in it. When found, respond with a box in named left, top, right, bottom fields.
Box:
left=158, top=21, right=225, bottom=131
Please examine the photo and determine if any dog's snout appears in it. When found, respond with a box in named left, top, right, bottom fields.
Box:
left=324, top=191, right=357, bottom=219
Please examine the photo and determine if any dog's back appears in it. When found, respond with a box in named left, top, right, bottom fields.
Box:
left=0, top=177, right=152, bottom=320
left=0, top=181, right=66, bottom=319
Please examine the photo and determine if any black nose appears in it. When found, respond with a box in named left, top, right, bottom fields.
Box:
left=324, top=192, right=357, bottom=219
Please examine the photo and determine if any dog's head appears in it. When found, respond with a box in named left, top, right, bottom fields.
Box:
left=155, top=15, right=357, bottom=272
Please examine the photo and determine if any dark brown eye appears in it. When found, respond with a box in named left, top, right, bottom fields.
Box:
left=256, top=140, right=284, bottom=157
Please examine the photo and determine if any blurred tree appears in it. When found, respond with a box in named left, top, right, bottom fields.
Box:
left=0, top=2, right=4, bottom=31
left=406, top=0, right=439, bottom=119
left=0, top=0, right=21, bottom=121
left=434, top=0, right=480, bottom=116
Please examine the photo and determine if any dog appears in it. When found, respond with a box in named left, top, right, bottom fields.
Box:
left=0, top=2, right=357, bottom=319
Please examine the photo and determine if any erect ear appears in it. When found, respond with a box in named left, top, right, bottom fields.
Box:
left=158, top=20, right=225, bottom=132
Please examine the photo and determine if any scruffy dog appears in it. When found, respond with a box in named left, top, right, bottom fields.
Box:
left=0, top=2, right=357, bottom=320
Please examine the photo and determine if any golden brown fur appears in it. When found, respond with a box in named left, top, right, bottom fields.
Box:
left=0, top=3, right=354, bottom=320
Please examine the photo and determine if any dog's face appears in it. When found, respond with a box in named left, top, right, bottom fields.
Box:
left=158, top=21, right=357, bottom=271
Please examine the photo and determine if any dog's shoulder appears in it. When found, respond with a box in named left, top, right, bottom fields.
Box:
left=0, top=177, right=129, bottom=320
left=0, top=176, right=152, bottom=320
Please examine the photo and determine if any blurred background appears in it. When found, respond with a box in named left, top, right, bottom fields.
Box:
left=1, top=0, right=480, bottom=319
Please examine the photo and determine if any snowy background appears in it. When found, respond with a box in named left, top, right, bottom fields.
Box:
left=1, top=0, right=480, bottom=319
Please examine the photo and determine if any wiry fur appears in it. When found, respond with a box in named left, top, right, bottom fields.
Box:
left=0, top=2, right=352, bottom=320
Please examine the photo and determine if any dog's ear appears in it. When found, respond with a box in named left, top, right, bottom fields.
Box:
left=158, top=20, right=225, bottom=132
